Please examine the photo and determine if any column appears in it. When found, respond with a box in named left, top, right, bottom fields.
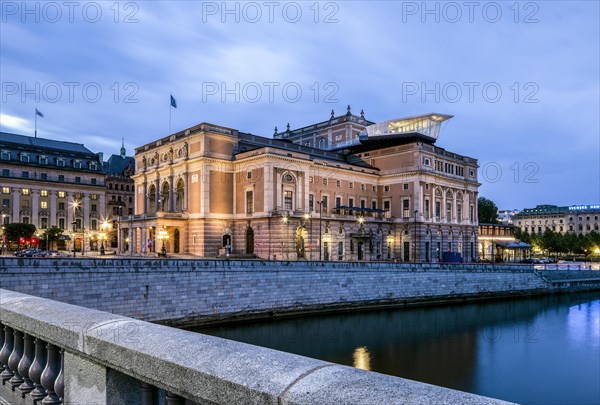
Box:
left=11, top=189, right=20, bottom=221
left=83, top=194, right=90, bottom=230
left=154, top=179, right=160, bottom=211
left=66, top=193, right=73, bottom=232
left=49, top=191, right=57, bottom=227
left=31, top=190, right=39, bottom=227
left=168, top=175, right=174, bottom=212
left=98, top=193, right=106, bottom=222
left=140, top=228, right=146, bottom=253
left=118, top=227, right=124, bottom=253
left=143, top=181, right=148, bottom=214
left=129, top=227, right=135, bottom=254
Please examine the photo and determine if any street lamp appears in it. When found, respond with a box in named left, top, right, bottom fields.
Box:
left=100, top=220, right=110, bottom=255
left=157, top=226, right=169, bottom=257
left=70, top=200, right=80, bottom=258
left=304, top=212, right=311, bottom=260
left=282, top=216, right=288, bottom=260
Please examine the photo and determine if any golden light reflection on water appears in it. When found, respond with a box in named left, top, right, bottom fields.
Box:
left=353, top=346, right=371, bottom=371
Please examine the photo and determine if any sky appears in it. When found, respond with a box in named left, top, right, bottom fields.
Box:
left=1, top=1, right=599, bottom=210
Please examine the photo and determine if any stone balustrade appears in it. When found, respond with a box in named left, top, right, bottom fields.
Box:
left=0, top=289, right=513, bottom=405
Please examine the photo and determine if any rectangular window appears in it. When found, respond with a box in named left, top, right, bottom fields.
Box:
left=435, top=201, right=441, bottom=219
left=321, top=196, right=328, bottom=213
left=58, top=175, right=65, bottom=182
left=91, top=178, right=97, bottom=185
left=75, top=176, right=81, bottom=183
left=349, top=182, right=354, bottom=189
left=57, top=159, right=65, bottom=167
left=322, top=178, right=328, bottom=186
left=91, top=204, right=97, bottom=212
left=58, top=202, right=65, bottom=210
left=336, top=180, right=341, bottom=187
left=470, top=204, right=474, bottom=222
left=309, top=176, right=314, bottom=183
left=338, top=242, right=343, bottom=260
left=309, top=194, right=314, bottom=211
left=2, top=199, right=9, bottom=208
left=91, top=219, right=97, bottom=231
left=403, top=199, right=410, bottom=218
left=361, top=184, right=366, bottom=191
left=22, top=171, right=29, bottom=178
left=40, top=217, right=48, bottom=229
left=39, top=156, right=48, bottom=165
left=349, top=198, right=354, bottom=208
left=383, top=200, right=390, bottom=212
left=372, top=201, right=377, bottom=210
left=0, top=151, right=10, bottom=160
left=446, top=202, right=452, bottom=220
left=40, top=190, right=48, bottom=197
left=58, top=191, right=65, bottom=198
left=22, top=188, right=30, bottom=195
left=40, top=201, right=48, bottom=209
left=457, top=204, right=462, bottom=222
left=247, top=171, right=252, bottom=179
left=2, top=187, right=9, bottom=194
left=284, top=191, right=293, bottom=210
left=246, top=191, right=253, bottom=214
left=20, top=154, right=29, bottom=163
left=384, top=185, right=390, bottom=192
left=22, top=200, right=30, bottom=208
left=74, top=160, right=82, bottom=169
left=361, top=199, right=366, bottom=209
left=335, top=197, right=341, bottom=211
left=425, top=199, right=430, bottom=219
left=59, top=218, right=65, bottom=230
left=90, top=194, right=98, bottom=200
left=40, top=173, right=48, bottom=180
left=1, top=169, right=8, bottom=177
left=372, top=185, right=376, bottom=192
left=22, top=217, right=29, bottom=224
left=403, top=183, right=409, bottom=190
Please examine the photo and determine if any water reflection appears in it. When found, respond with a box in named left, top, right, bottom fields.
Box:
left=352, top=347, right=371, bottom=371
left=196, top=292, right=600, bottom=405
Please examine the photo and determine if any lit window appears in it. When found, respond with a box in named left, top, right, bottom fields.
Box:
left=40, top=201, right=48, bottom=209
left=22, top=188, right=30, bottom=195
left=40, top=190, right=48, bottom=197
left=58, top=191, right=66, bottom=198
left=309, top=176, right=314, bottom=183
left=2, top=187, right=9, bottom=194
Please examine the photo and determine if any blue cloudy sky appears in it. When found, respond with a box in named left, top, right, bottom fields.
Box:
left=1, top=1, right=598, bottom=210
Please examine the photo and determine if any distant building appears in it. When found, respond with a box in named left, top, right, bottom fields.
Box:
left=0, top=132, right=106, bottom=251
left=514, top=204, right=600, bottom=235
left=119, top=109, right=480, bottom=261
left=478, top=223, right=531, bottom=262
left=103, top=139, right=135, bottom=249
left=497, top=209, right=520, bottom=225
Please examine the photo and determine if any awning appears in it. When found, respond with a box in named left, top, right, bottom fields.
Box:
left=494, top=240, right=532, bottom=249
left=59, top=235, right=71, bottom=241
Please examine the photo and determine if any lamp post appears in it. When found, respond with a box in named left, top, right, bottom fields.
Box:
left=317, top=200, right=323, bottom=261
left=100, top=220, right=109, bottom=255
left=282, top=216, right=288, bottom=260
left=157, top=226, right=169, bottom=257
left=304, top=212, right=310, bottom=260
left=70, top=200, right=80, bottom=258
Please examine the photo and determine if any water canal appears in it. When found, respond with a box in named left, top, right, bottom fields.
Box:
left=197, top=292, right=600, bottom=404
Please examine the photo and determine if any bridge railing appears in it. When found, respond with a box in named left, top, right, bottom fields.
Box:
left=0, top=289, right=511, bottom=405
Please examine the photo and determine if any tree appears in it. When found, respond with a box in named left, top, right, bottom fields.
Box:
left=478, top=197, right=499, bottom=224
left=3, top=223, right=36, bottom=250
left=42, top=226, right=63, bottom=250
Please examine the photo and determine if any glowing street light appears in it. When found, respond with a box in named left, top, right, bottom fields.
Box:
left=157, top=226, right=169, bottom=256
left=99, top=220, right=110, bottom=255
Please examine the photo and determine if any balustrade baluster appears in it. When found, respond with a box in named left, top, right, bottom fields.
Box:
left=18, top=333, right=36, bottom=395
left=8, top=329, right=25, bottom=389
left=165, top=391, right=186, bottom=405
left=0, top=322, right=4, bottom=373
left=41, top=343, right=61, bottom=404
left=0, top=326, right=15, bottom=383
left=54, top=348, right=64, bottom=401
left=140, top=382, right=159, bottom=405
left=30, top=338, right=48, bottom=401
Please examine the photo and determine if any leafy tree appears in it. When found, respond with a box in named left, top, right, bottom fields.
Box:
left=42, top=226, right=63, bottom=250
left=478, top=197, right=499, bottom=224
left=3, top=223, right=36, bottom=250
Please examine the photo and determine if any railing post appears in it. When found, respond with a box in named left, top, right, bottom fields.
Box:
left=8, top=329, right=25, bottom=389
left=165, top=391, right=186, bottom=404
left=30, top=338, right=49, bottom=401
left=18, top=333, right=35, bottom=395
left=40, top=343, right=61, bottom=404
left=54, top=348, right=64, bottom=402
left=141, top=382, right=158, bottom=405
left=0, top=322, right=4, bottom=373
left=0, top=326, right=15, bottom=383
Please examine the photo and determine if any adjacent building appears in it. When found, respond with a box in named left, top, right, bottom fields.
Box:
left=119, top=109, right=480, bottom=261
left=104, top=139, right=135, bottom=248
left=0, top=132, right=106, bottom=251
left=478, top=223, right=531, bottom=262
left=514, top=204, right=600, bottom=235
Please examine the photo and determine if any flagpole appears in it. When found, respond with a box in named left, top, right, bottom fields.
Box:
left=169, top=102, right=172, bottom=134
left=34, top=109, right=37, bottom=138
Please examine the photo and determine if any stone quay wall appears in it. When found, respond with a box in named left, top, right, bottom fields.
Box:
left=0, top=258, right=552, bottom=326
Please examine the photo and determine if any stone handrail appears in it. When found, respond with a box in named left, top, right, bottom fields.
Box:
left=0, top=289, right=512, bottom=404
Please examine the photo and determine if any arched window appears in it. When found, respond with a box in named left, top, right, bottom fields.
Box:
left=161, top=182, right=169, bottom=212
left=245, top=227, right=254, bottom=255
left=175, top=179, right=185, bottom=212
left=148, top=184, right=157, bottom=214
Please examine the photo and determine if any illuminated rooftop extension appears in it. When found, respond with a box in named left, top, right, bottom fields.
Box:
left=365, top=113, right=453, bottom=140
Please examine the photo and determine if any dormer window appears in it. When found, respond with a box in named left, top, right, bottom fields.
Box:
left=74, top=160, right=82, bottom=169
left=57, top=158, right=65, bottom=167
left=0, top=151, right=10, bottom=160
left=20, top=153, right=30, bottom=163
left=90, top=162, right=97, bottom=171
left=39, top=155, right=48, bottom=165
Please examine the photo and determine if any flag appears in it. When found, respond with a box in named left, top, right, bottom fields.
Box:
left=170, top=94, right=177, bottom=109
left=35, top=108, right=44, bottom=118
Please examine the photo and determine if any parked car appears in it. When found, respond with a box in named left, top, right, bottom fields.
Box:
left=16, top=248, right=41, bottom=257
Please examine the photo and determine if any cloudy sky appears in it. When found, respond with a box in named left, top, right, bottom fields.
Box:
left=1, top=1, right=598, bottom=210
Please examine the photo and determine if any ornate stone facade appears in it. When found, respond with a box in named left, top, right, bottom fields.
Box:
left=119, top=111, right=480, bottom=261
